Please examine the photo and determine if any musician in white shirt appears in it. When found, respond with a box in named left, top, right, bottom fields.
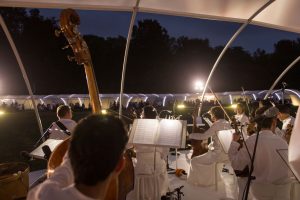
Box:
left=276, top=104, right=295, bottom=136
left=187, top=106, right=231, bottom=186
left=48, top=105, right=77, bottom=140
left=27, top=115, right=128, bottom=200
left=229, top=107, right=291, bottom=200
left=234, top=103, right=250, bottom=140
left=131, top=105, right=169, bottom=200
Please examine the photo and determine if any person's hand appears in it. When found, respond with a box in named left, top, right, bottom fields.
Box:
left=232, top=133, right=241, bottom=142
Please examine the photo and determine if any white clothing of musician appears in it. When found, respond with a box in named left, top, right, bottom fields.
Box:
left=275, top=116, right=295, bottom=138
left=27, top=155, right=98, bottom=200
left=48, top=119, right=77, bottom=140
left=235, top=113, right=250, bottom=139
left=131, top=145, right=169, bottom=200
left=228, top=130, right=291, bottom=200
left=187, top=119, right=231, bottom=186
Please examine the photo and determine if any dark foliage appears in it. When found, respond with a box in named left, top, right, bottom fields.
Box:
left=0, top=8, right=299, bottom=95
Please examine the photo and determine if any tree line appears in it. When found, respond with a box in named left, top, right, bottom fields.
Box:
left=0, top=8, right=299, bottom=95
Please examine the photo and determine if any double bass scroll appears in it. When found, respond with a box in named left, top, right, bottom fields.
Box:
left=48, top=8, right=134, bottom=200
left=55, top=8, right=101, bottom=113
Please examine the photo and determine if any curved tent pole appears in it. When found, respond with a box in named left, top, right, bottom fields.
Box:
left=119, top=0, right=140, bottom=118
left=198, top=0, right=275, bottom=116
left=264, top=55, right=300, bottom=99
left=0, top=15, right=44, bottom=136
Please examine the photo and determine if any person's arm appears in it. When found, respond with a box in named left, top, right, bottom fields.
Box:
left=47, top=152, right=73, bottom=187
left=228, top=133, right=251, bottom=171
left=189, top=122, right=217, bottom=140
left=27, top=153, right=73, bottom=200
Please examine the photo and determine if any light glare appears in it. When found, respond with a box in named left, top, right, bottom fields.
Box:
left=0, top=110, right=5, bottom=115
left=101, top=109, right=107, bottom=115
left=194, top=80, right=204, bottom=91
left=177, top=104, right=185, bottom=109
left=231, top=104, right=237, bottom=109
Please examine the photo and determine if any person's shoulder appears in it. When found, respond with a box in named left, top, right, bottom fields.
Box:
left=60, top=119, right=77, bottom=124
left=27, top=180, right=62, bottom=200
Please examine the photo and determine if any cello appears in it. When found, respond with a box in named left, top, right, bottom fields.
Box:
left=48, top=9, right=134, bottom=200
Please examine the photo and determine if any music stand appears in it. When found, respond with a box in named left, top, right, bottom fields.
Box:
left=217, top=129, right=235, bottom=154
left=276, top=149, right=300, bottom=183
left=30, top=139, right=63, bottom=159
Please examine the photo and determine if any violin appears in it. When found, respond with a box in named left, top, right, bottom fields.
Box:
left=231, top=116, right=244, bottom=149
left=284, top=124, right=293, bottom=144
left=48, top=9, right=134, bottom=200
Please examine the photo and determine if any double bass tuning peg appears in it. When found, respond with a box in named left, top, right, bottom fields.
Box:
left=55, top=29, right=62, bottom=37
left=67, top=55, right=76, bottom=62
left=62, top=45, right=70, bottom=50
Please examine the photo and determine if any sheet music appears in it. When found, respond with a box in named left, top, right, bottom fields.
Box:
left=217, top=129, right=235, bottom=154
left=30, top=139, right=63, bottom=159
left=132, top=119, right=159, bottom=145
left=156, top=119, right=183, bottom=148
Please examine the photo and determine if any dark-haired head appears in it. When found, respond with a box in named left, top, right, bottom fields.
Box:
left=277, top=104, right=291, bottom=121
left=255, top=107, right=279, bottom=132
left=69, top=115, right=128, bottom=186
left=142, top=105, right=157, bottom=119
left=57, top=105, right=72, bottom=119
left=236, top=103, right=245, bottom=115
left=209, top=106, right=224, bottom=121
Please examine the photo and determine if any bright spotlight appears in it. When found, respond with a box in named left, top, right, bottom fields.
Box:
left=101, top=109, right=107, bottom=115
left=0, top=110, right=5, bottom=115
left=194, top=80, right=204, bottom=91
left=177, top=104, right=185, bottom=109
left=231, top=104, right=237, bottom=109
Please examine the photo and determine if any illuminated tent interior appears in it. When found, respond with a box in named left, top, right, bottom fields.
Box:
left=1, top=90, right=300, bottom=110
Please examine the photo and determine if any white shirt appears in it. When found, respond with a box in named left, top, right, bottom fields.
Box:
left=282, top=116, right=295, bottom=131
left=135, top=145, right=168, bottom=174
left=235, top=113, right=249, bottom=125
left=275, top=116, right=295, bottom=138
left=235, top=113, right=250, bottom=139
left=27, top=157, right=99, bottom=200
left=189, top=119, right=231, bottom=152
left=228, top=130, right=290, bottom=184
left=49, top=119, right=77, bottom=140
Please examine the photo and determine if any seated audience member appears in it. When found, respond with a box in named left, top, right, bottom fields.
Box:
left=27, top=115, right=128, bottom=200
left=229, top=107, right=291, bottom=200
left=47, top=105, right=77, bottom=140
left=132, top=105, right=169, bottom=200
left=187, top=106, right=231, bottom=186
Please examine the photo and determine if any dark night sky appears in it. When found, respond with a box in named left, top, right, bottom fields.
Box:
left=1, top=8, right=299, bottom=95
left=40, top=8, right=299, bottom=53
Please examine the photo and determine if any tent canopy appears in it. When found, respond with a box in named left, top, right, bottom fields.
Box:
left=0, top=0, right=299, bottom=33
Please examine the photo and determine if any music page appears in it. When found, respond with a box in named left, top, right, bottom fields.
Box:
left=156, top=119, right=183, bottom=147
left=132, top=119, right=159, bottom=145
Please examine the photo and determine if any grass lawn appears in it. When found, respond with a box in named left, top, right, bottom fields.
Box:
left=0, top=111, right=90, bottom=170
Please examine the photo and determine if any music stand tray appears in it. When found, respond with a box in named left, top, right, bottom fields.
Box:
left=30, top=139, right=63, bottom=159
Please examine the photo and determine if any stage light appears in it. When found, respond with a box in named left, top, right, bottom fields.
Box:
left=0, top=110, right=5, bottom=115
left=194, top=80, right=204, bottom=91
left=231, top=104, right=237, bottom=109
left=101, top=109, right=107, bottom=115
left=177, top=104, right=185, bottom=109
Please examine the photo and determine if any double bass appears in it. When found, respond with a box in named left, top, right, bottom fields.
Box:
left=48, top=9, right=134, bottom=200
